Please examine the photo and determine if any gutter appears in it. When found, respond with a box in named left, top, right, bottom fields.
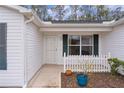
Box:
left=23, top=11, right=43, bottom=27
left=3, top=5, right=124, bottom=28
left=25, top=16, right=34, bottom=24
left=41, top=18, right=124, bottom=28
left=110, top=18, right=124, bottom=27
left=3, top=5, right=43, bottom=27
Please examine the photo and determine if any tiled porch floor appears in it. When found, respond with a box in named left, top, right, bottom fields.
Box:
left=27, top=64, right=63, bottom=88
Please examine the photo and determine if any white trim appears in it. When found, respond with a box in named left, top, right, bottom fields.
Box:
left=40, top=18, right=124, bottom=28
left=67, top=35, right=69, bottom=56
left=80, top=36, right=82, bottom=55
left=40, top=27, right=112, bottom=32
left=44, top=35, right=58, bottom=64
left=23, top=18, right=28, bottom=87
left=41, top=23, right=112, bottom=28
left=92, top=35, right=94, bottom=55
left=20, top=15, right=25, bottom=86
left=99, top=34, right=101, bottom=55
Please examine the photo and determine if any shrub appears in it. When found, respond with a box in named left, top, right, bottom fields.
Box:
left=108, top=58, right=124, bottom=75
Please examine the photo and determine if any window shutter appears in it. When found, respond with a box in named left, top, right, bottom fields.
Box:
left=93, top=34, right=99, bottom=56
left=0, top=23, right=7, bottom=70
left=63, top=34, right=68, bottom=56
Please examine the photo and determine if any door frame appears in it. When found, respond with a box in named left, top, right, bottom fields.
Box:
left=44, top=35, right=58, bottom=64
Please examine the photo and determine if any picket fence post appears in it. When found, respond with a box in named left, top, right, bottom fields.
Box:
left=108, top=52, right=111, bottom=72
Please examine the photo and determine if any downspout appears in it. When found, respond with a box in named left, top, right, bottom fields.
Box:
left=23, top=15, right=34, bottom=88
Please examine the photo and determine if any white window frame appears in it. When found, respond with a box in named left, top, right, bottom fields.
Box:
left=68, top=35, right=93, bottom=55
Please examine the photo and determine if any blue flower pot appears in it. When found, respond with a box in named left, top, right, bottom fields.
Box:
left=76, top=74, right=88, bottom=87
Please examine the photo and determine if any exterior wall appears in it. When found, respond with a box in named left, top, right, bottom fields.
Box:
left=101, top=24, right=124, bottom=60
left=25, top=22, right=43, bottom=82
left=0, top=7, right=24, bottom=87
left=43, top=31, right=103, bottom=65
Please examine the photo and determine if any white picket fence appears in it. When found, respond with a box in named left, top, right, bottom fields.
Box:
left=64, top=52, right=111, bottom=73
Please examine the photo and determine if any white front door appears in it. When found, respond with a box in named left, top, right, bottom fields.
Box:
left=46, top=36, right=58, bottom=64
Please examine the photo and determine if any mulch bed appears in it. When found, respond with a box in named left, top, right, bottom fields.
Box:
left=61, top=72, right=124, bottom=88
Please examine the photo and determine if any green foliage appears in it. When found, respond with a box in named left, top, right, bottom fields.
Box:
left=108, top=58, right=124, bottom=75
left=22, top=5, right=124, bottom=21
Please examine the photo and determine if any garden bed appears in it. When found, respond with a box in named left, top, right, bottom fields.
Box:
left=61, top=72, right=124, bottom=88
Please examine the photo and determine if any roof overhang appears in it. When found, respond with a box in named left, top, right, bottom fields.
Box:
left=39, top=21, right=113, bottom=32
left=40, top=18, right=124, bottom=28
left=41, top=22, right=112, bottom=28
left=2, top=5, right=124, bottom=29
left=2, top=5, right=43, bottom=27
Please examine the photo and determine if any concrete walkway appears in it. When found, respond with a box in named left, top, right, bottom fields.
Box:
left=27, top=64, right=63, bottom=88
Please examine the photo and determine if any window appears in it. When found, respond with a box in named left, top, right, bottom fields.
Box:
left=0, top=23, right=7, bottom=70
left=68, top=36, right=80, bottom=55
left=68, top=35, right=93, bottom=55
left=81, top=36, right=93, bottom=55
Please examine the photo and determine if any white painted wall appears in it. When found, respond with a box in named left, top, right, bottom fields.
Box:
left=0, top=6, right=24, bottom=87
left=0, top=6, right=44, bottom=87
left=25, top=22, right=43, bottom=82
left=101, top=24, right=124, bottom=60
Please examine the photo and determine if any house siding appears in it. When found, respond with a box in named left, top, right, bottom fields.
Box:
left=101, top=24, right=124, bottom=60
left=0, top=7, right=24, bottom=87
left=25, top=22, right=43, bottom=82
